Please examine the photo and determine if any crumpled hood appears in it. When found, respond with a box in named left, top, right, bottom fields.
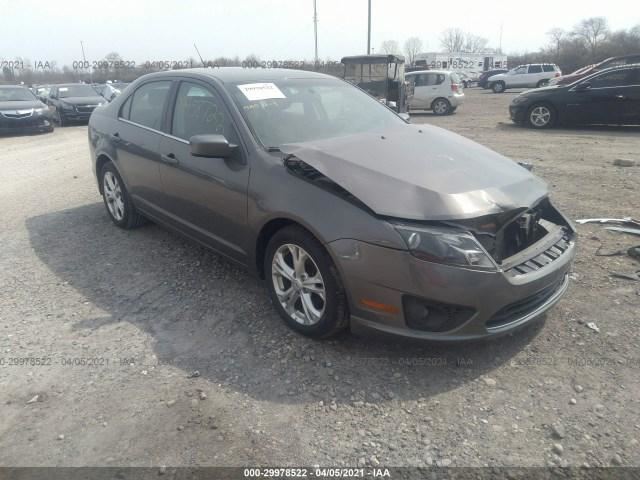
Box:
left=280, top=124, right=548, bottom=221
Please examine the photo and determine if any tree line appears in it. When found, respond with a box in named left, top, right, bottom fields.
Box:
left=2, top=17, right=639, bottom=85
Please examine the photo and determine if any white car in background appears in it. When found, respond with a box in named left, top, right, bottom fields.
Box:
left=488, top=64, right=562, bottom=93
left=406, top=70, right=464, bottom=115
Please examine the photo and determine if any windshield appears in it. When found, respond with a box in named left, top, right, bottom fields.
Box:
left=226, top=78, right=405, bottom=148
left=0, top=87, right=37, bottom=102
left=58, top=84, right=99, bottom=98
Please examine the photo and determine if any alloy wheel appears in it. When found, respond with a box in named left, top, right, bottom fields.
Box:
left=433, top=100, right=449, bottom=115
left=271, top=243, right=326, bottom=326
left=529, top=106, right=551, bottom=127
left=103, top=171, right=125, bottom=221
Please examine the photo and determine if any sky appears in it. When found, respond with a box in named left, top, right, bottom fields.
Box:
left=1, top=0, right=637, bottom=66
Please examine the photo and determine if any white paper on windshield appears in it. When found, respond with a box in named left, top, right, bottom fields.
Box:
left=237, top=83, right=286, bottom=101
left=59, top=87, right=69, bottom=92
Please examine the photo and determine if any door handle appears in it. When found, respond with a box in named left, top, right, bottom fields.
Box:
left=110, top=132, right=121, bottom=142
left=161, top=153, right=179, bottom=165
left=615, top=94, right=626, bottom=99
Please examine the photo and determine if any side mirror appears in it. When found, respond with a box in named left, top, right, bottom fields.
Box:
left=574, top=82, right=592, bottom=92
left=190, top=134, right=237, bottom=158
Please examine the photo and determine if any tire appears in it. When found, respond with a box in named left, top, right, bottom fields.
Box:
left=526, top=103, right=555, bottom=129
left=536, top=79, right=548, bottom=88
left=492, top=81, right=506, bottom=93
left=100, top=162, right=146, bottom=229
left=265, top=226, right=349, bottom=338
left=431, top=98, right=452, bottom=115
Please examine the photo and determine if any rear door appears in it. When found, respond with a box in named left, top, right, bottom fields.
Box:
left=114, top=80, right=172, bottom=210
left=566, top=69, right=634, bottom=124
left=156, top=79, right=250, bottom=263
left=526, top=65, right=543, bottom=86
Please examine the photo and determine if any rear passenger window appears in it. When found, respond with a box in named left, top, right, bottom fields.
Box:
left=543, top=65, right=555, bottom=72
left=129, top=81, right=171, bottom=130
left=528, top=65, right=543, bottom=73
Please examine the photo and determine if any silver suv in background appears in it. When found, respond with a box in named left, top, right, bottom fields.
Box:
left=488, top=64, right=562, bottom=93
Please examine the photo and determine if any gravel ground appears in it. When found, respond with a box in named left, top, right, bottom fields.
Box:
left=0, top=88, right=639, bottom=469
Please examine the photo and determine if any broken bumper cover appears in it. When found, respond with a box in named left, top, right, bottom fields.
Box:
left=328, top=235, right=575, bottom=341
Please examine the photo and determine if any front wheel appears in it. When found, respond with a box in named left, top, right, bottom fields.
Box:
left=265, top=226, right=348, bottom=338
left=527, top=104, right=555, bottom=129
left=100, top=162, right=146, bottom=229
left=492, top=81, right=506, bottom=93
left=431, top=98, right=452, bottom=115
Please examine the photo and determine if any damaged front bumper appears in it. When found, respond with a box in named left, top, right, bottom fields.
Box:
left=328, top=207, right=576, bottom=341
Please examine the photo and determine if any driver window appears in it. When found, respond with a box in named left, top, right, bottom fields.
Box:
left=514, top=66, right=527, bottom=74
left=172, top=82, right=237, bottom=143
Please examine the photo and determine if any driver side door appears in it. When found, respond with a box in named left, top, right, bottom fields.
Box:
left=156, top=79, right=250, bottom=263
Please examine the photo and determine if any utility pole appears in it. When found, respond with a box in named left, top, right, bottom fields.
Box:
left=367, top=0, right=371, bottom=55
left=499, top=23, right=503, bottom=54
left=194, top=43, right=205, bottom=67
left=313, top=0, right=319, bottom=65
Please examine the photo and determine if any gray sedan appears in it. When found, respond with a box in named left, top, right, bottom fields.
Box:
left=88, top=68, right=576, bottom=341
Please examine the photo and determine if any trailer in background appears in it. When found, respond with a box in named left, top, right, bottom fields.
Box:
left=412, top=52, right=509, bottom=80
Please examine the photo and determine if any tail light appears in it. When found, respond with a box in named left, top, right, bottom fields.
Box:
left=451, top=82, right=461, bottom=93
left=555, top=72, right=560, bottom=77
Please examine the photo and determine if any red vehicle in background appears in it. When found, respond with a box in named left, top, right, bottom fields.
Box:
left=550, top=54, right=640, bottom=86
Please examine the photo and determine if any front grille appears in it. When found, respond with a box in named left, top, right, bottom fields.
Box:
left=506, top=232, right=572, bottom=276
left=486, top=275, right=566, bottom=328
left=1, top=110, right=33, bottom=119
left=76, top=105, right=97, bottom=113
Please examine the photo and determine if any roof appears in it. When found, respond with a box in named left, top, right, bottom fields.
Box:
left=341, top=55, right=405, bottom=65
left=140, top=67, right=335, bottom=84
left=406, top=69, right=452, bottom=75
left=0, top=85, right=28, bottom=89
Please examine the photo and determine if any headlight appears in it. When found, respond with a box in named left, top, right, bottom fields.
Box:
left=394, top=224, right=496, bottom=270
left=33, top=107, right=46, bottom=114
left=511, top=95, right=529, bottom=105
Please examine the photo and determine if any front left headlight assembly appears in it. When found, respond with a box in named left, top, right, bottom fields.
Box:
left=511, top=95, right=529, bottom=105
left=394, top=224, right=497, bottom=270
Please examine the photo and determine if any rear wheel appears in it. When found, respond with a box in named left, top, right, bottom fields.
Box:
left=536, top=79, right=548, bottom=88
left=492, top=81, right=506, bottom=93
left=527, top=103, right=555, bottom=129
left=100, top=162, right=146, bottom=229
left=432, top=98, right=452, bottom=115
left=265, top=226, right=348, bottom=338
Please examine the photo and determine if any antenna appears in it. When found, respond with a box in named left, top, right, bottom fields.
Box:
left=80, top=40, right=92, bottom=83
left=367, top=0, right=372, bottom=55
left=313, top=0, right=319, bottom=65
left=194, top=43, right=205, bottom=67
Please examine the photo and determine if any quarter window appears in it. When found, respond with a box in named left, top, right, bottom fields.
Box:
left=128, top=81, right=171, bottom=130
left=171, top=81, right=237, bottom=143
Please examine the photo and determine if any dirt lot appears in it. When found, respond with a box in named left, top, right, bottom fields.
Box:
left=1, top=88, right=639, bottom=469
